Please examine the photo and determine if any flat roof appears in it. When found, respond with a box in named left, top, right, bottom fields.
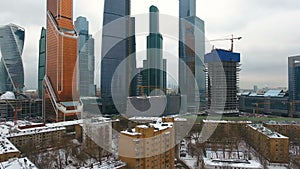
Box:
left=203, top=158, right=262, bottom=169
left=0, top=137, right=19, bottom=155
left=0, top=157, right=38, bottom=169
left=80, top=160, right=126, bottom=169
left=248, top=124, right=288, bottom=139
left=203, top=120, right=252, bottom=124
left=7, top=126, right=66, bottom=138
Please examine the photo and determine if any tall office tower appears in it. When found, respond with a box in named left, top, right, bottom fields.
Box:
left=75, top=16, right=95, bottom=97
left=205, top=49, right=240, bottom=115
left=101, top=0, right=136, bottom=114
left=143, top=6, right=164, bottom=96
left=0, top=24, right=25, bottom=93
left=38, top=27, right=46, bottom=99
left=44, top=0, right=81, bottom=122
left=179, top=0, right=205, bottom=112
left=288, top=56, right=300, bottom=117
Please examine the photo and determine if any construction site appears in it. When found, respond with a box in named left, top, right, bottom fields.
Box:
left=0, top=91, right=42, bottom=122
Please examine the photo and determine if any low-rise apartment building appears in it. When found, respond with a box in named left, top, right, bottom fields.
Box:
left=245, top=124, right=289, bottom=163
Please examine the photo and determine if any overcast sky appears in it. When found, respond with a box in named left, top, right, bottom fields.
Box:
left=0, top=0, right=299, bottom=90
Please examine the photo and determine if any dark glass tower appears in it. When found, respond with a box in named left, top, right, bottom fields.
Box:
left=205, top=49, right=240, bottom=114
left=75, top=16, right=95, bottom=97
left=288, top=56, right=300, bottom=117
left=143, top=5, right=164, bottom=96
left=0, top=24, right=25, bottom=93
left=101, top=0, right=136, bottom=114
left=179, top=0, right=205, bottom=112
left=38, top=27, right=46, bottom=99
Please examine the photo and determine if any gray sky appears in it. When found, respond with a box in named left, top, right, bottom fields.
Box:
left=0, top=0, right=299, bottom=90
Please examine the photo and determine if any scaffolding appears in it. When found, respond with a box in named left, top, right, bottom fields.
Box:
left=0, top=98, right=42, bottom=121
left=205, top=49, right=240, bottom=114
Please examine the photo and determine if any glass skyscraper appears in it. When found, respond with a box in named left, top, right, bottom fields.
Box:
left=0, top=24, right=25, bottom=93
left=179, top=0, right=206, bottom=112
left=288, top=56, right=300, bottom=117
left=75, top=16, right=95, bottom=97
left=38, top=27, right=46, bottom=99
left=101, top=0, right=136, bottom=114
left=143, top=5, right=164, bottom=96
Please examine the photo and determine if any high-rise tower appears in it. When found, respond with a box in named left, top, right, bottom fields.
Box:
left=44, top=0, right=81, bottom=122
left=143, top=5, right=165, bottom=96
left=75, top=16, right=95, bottom=97
left=101, top=0, right=136, bottom=114
left=38, top=27, right=46, bottom=99
left=0, top=24, right=25, bottom=93
left=179, top=0, right=205, bottom=112
left=205, top=49, right=240, bottom=115
left=288, top=56, right=300, bottom=117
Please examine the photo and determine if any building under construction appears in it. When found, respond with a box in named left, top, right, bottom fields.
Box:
left=205, top=49, right=240, bottom=115
left=0, top=92, right=42, bottom=121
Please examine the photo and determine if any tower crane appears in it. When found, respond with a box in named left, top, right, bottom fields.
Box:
left=209, top=35, right=242, bottom=52
left=4, top=99, right=22, bottom=125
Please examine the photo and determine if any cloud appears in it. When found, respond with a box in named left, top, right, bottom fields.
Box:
left=1, top=0, right=299, bottom=90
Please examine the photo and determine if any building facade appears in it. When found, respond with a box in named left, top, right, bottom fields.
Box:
left=38, top=27, right=46, bottom=99
left=0, top=24, right=25, bottom=93
left=143, top=6, right=165, bottom=96
left=245, top=124, right=289, bottom=163
left=0, top=138, right=20, bottom=162
left=75, top=16, right=95, bottom=97
left=101, top=0, right=136, bottom=114
left=44, top=0, right=81, bottom=122
left=239, top=90, right=289, bottom=117
left=288, top=55, right=300, bottom=117
left=264, top=121, right=300, bottom=143
left=205, top=49, right=240, bottom=115
left=0, top=97, right=42, bottom=121
left=179, top=0, right=206, bottom=112
left=119, top=117, right=175, bottom=169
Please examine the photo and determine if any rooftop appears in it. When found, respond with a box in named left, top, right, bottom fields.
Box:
left=80, top=160, right=126, bottom=169
left=7, top=125, right=66, bottom=138
left=121, top=118, right=173, bottom=136
left=203, top=158, right=262, bottom=169
left=203, top=120, right=252, bottom=124
left=0, top=157, right=38, bottom=169
left=0, top=137, right=19, bottom=155
left=248, top=124, right=288, bottom=139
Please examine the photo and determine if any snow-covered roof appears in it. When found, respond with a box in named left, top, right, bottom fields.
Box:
left=203, top=120, right=252, bottom=124
left=0, top=137, right=19, bottom=155
left=128, top=116, right=186, bottom=122
left=0, top=91, right=15, bottom=100
left=248, top=124, right=288, bottom=139
left=121, top=128, right=142, bottom=136
left=263, top=90, right=284, bottom=97
left=80, top=160, right=126, bottom=169
left=203, top=158, right=262, bottom=169
left=121, top=118, right=174, bottom=136
left=149, top=121, right=173, bottom=132
left=0, top=157, right=38, bottom=169
left=265, top=121, right=300, bottom=126
left=7, top=126, right=66, bottom=138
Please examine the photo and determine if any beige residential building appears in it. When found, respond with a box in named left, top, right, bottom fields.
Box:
left=245, top=124, right=289, bottom=163
left=119, top=117, right=175, bottom=169
left=0, top=137, right=20, bottom=162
